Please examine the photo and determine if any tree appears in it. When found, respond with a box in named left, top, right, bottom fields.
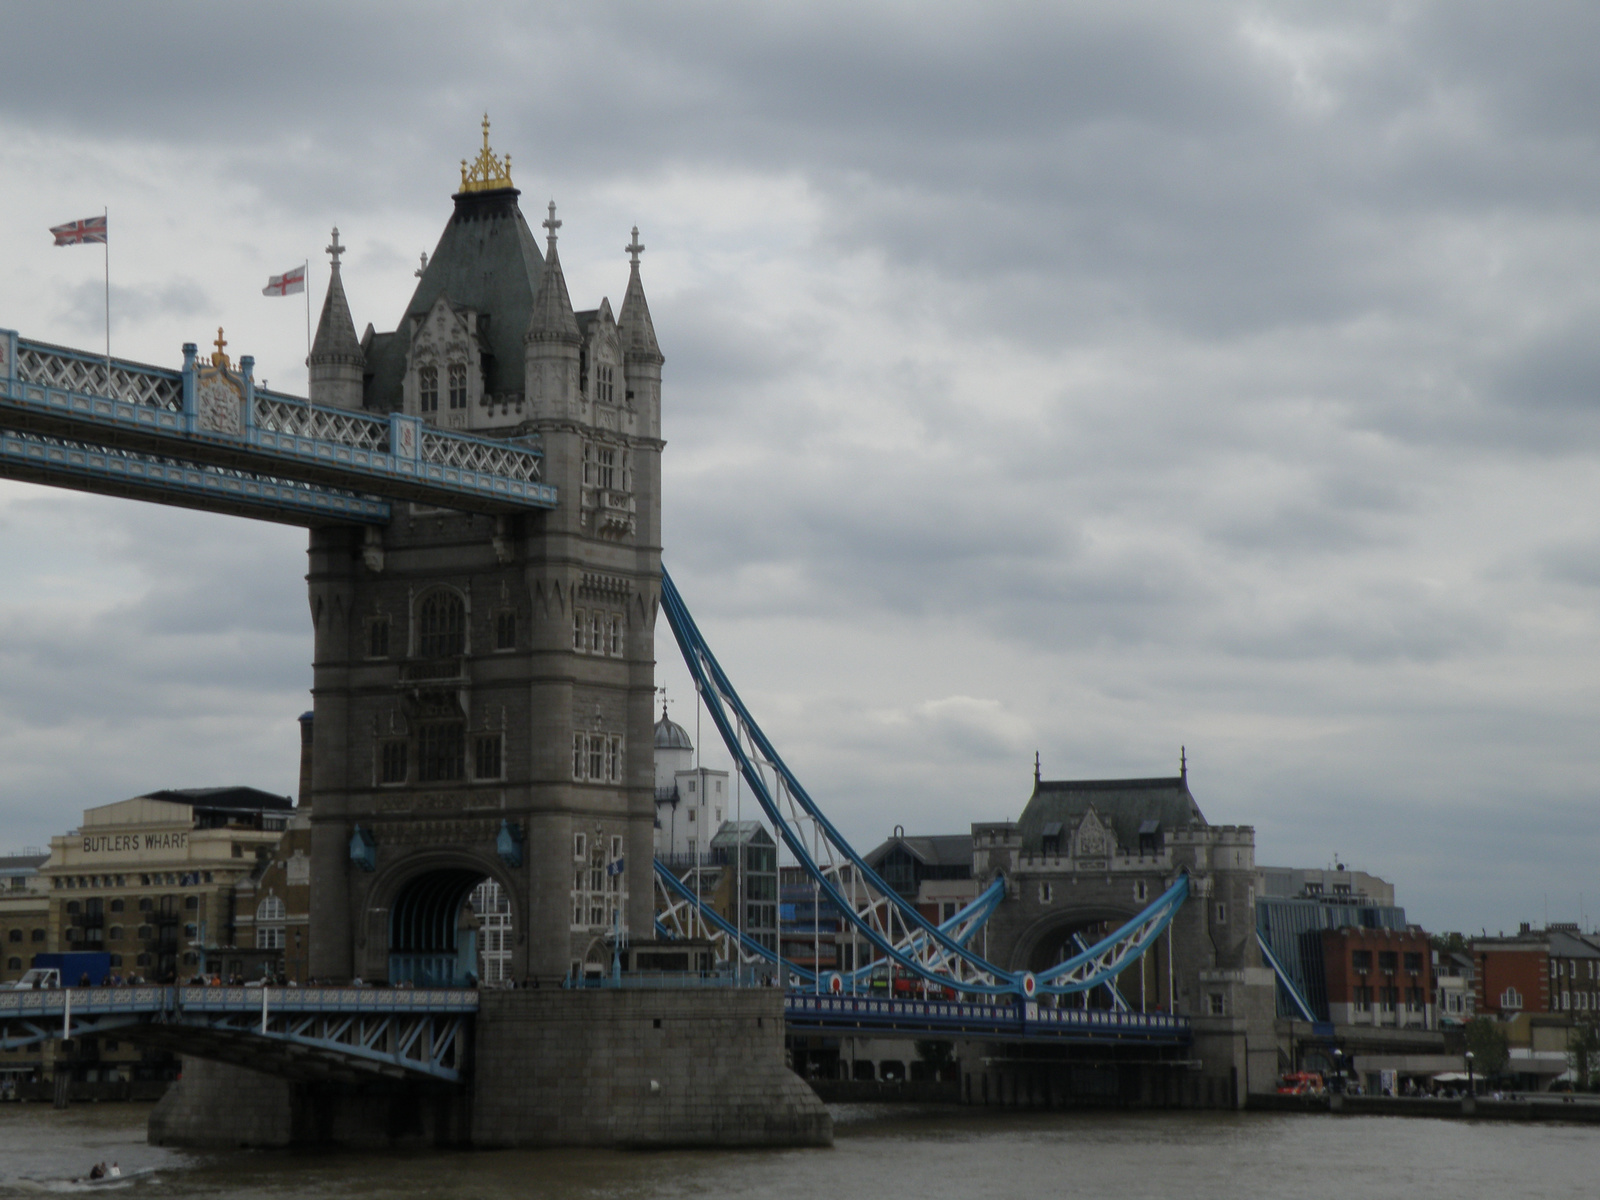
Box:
left=1464, top=1017, right=1509, bottom=1078
left=1569, top=1015, right=1600, bottom=1090
left=1431, top=931, right=1468, bottom=956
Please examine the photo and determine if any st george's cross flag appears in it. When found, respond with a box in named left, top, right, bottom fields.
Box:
left=262, top=265, right=306, bottom=297
left=50, top=215, right=107, bottom=245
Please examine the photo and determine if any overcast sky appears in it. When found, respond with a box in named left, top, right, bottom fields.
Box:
left=1, top=2, right=1596, bottom=936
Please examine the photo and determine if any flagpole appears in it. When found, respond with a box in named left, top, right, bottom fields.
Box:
left=103, top=206, right=111, bottom=394
left=303, top=258, right=311, bottom=371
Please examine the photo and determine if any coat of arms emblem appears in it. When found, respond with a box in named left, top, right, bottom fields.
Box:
left=195, top=327, right=244, bottom=436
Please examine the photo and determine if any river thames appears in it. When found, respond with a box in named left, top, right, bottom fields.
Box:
left=0, top=1103, right=1595, bottom=1197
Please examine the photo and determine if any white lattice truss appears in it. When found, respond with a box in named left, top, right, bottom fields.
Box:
left=15, top=343, right=182, bottom=411
left=13, top=341, right=543, bottom=487
left=420, top=429, right=542, bottom=482
left=255, top=393, right=388, bottom=450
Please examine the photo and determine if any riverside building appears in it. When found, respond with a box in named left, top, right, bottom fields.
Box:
left=45, top=787, right=294, bottom=981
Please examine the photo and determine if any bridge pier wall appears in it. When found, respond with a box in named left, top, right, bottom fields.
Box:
left=471, top=989, right=829, bottom=1147
left=148, top=988, right=830, bottom=1149
left=148, top=1059, right=472, bottom=1148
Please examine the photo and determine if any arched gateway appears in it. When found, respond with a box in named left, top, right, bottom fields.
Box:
left=304, top=131, right=664, bottom=985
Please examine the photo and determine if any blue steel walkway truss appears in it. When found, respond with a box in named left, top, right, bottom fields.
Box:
left=0, top=986, right=475, bottom=1084
left=0, top=331, right=557, bottom=523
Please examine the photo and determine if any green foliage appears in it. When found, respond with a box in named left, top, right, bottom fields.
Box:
left=1464, top=1017, right=1510, bottom=1077
left=1431, top=931, right=1468, bottom=955
left=1569, top=1016, right=1600, bottom=1087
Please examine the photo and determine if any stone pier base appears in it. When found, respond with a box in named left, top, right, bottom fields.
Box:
left=149, top=987, right=831, bottom=1149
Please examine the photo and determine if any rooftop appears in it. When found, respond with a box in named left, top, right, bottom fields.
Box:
left=140, top=787, right=294, bottom=813
left=1017, top=774, right=1205, bottom=855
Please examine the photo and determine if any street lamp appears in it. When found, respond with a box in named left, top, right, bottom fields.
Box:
left=1465, top=1050, right=1475, bottom=1096
left=1332, top=1048, right=1344, bottom=1095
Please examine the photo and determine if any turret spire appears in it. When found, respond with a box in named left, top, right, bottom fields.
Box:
left=543, top=201, right=562, bottom=252
left=617, top=224, right=662, bottom=364
left=309, top=225, right=364, bottom=408
left=526, top=203, right=578, bottom=344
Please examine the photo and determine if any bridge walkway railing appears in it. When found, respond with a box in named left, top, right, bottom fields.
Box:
left=0, top=331, right=558, bottom=518
left=783, top=994, right=1192, bottom=1045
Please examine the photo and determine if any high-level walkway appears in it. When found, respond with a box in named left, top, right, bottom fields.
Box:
left=0, top=331, right=557, bottom=523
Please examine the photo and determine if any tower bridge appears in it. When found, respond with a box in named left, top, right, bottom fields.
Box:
left=0, top=121, right=1283, bottom=1145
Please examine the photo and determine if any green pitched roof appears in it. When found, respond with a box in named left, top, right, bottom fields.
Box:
left=365, top=187, right=544, bottom=408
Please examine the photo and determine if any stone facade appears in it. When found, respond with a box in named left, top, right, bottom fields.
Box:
left=471, top=989, right=829, bottom=1147
left=306, top=144, right=664, bottom=984
left=148, top=988, right=830, bottom=1149
left=973, top=769, right=1277, bottom=1104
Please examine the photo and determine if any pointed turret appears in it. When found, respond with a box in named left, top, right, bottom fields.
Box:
left=617, top=226, right=662, bottom=366
left=618, top=227, right=663, bottom=440
left=527, top=202, right=579, bottom=344
left=308, top=227, right=365, bottom=409
left=524, top=202, right=581, bottom=420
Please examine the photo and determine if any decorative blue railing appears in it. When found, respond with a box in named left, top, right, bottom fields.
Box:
left=0, top=330, right=558, bottom=519
left=783, top=994, right=1191, bottom=1042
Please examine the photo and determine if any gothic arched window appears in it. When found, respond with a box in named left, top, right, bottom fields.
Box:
left=419, top=365, right=439, bottom=413
left=417, top=591, right=465, bottom=657
left=448, top=362, right=467, bottom=410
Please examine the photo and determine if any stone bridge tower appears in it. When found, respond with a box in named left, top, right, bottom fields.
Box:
left=973, top=759, right=1278, bottom=1103
left=306, top=122, right=664, bottom=984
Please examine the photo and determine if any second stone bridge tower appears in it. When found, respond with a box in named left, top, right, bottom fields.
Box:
left=306, top=125, right=665, bottom=984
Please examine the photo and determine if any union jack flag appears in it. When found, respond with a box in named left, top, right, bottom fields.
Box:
left=50, top=215, right=107, bottom=246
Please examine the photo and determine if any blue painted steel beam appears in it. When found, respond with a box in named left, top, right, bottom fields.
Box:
left=0, top=985, right=477, bottom=1082
left=661, top=565, right=1190, bottom=998
left=1256, top=930, right=1320, bottom=1023
left=783, top=994, right=1191, bottom=1045
left=0, top=429, right=390, bottom=526
left=0, top=331, right=557, bottom=516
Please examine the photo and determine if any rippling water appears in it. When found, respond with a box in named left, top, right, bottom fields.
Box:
left=0, top=1102, right=1595, bottom=1199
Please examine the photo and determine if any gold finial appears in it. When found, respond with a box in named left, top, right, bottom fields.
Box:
left=211, top=327, right=230, bottom=369
left=459, top=113, right=514, bottom=193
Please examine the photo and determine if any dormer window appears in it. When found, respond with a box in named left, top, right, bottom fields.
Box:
left=597, top=363, right=614, bottom=403
left=448, top=363, right=467, bottom=410
left=419, top=366, right=439, bottom=413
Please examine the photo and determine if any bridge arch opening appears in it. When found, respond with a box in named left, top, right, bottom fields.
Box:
left=1021, top=910, right=1163, bottom=1011
left=387, top=868, right=513, bottom=987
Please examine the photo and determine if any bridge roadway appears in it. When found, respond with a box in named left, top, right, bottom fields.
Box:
left=784, top=994, right=1191, bottom=1045
left=1, top=985, right=1189, bottom=1086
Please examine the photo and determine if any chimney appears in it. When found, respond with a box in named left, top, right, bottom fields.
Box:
left=298, top=711, right=315, bottom=809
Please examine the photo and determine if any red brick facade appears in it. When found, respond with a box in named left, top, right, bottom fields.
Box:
left=1321, top=926, right=1434, bottom=1027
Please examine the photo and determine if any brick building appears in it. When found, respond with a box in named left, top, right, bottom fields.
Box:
left=1321, top=926, right=1435, bottom=1029
left=1473, top=924, right=1600, bottom=1017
